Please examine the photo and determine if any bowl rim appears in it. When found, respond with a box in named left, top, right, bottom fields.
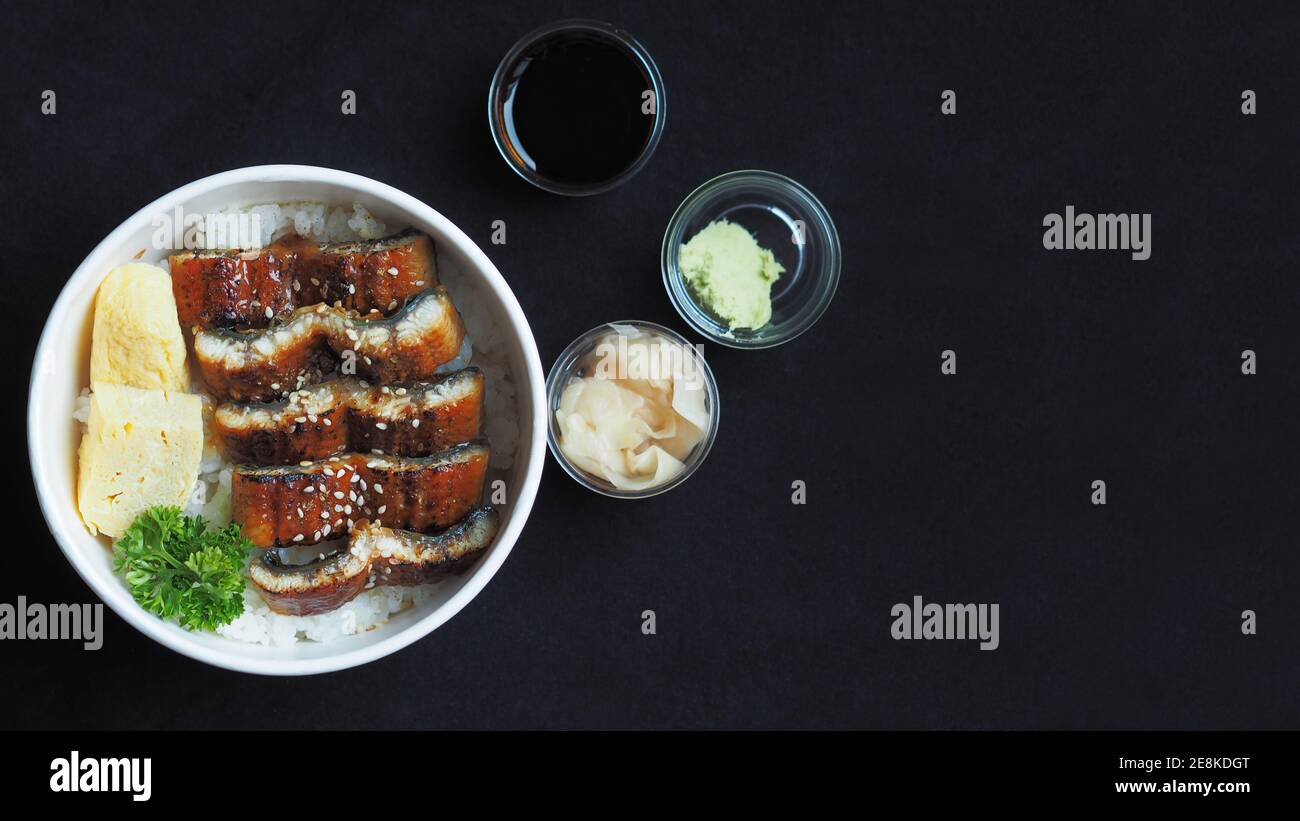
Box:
left=487, top=17, right=667, bottom=196
left=660, top=169, right=841, bottom=349
left=544, top=319, right=720, bottom=499
left=27, top=164, right=547, bottom=676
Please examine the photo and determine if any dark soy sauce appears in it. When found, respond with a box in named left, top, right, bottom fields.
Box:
left=500, top=33, right=656, bottom=187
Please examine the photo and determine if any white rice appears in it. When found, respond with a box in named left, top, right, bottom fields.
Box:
left=204, top=201, right=389, bottom=248
left=73, top=386, right=92, bottom=423
left=217, top=584, right=433, bottom=646
left=77, top=201, right=523, bottom=644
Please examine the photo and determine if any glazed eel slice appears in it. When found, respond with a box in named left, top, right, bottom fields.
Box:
left=249, top=506, right=500, bottom=616
left=212, top=368, right=484, bottom=464
left=170, top=229, right=437, bottom=330
left=193, top=287, right=465, bottom=402
left=232, top=441, right=490, bottom=548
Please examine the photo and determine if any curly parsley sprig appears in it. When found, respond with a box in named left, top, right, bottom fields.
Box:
left=112, top=507, right=253, bottom=631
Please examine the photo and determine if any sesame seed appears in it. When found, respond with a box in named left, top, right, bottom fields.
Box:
left=322, top=524, right=331, bottom=537
left=375, top=422, right=388, bottom=430
left=313, top=531, right=321, bottom=541
left=377, top=505, right=387, bottom=515
left=388, top=300, right=398, bottom=311
left=303, top=485, right=315, bottom=492
left=310, top=278, right=320, bottom=286
left=334, top=491, right=345, bottom=499
left=395, top=387, right=407, bottom=396
left=411, top=419, right=420, bottom=428
left=323, top=418, right=332, bottom=426
left=295, top=416, right=307, bottom=424
left=265, top=306, right=274, bottom=319
left=293, top=534, right=304, bottom=542
left=374, top=483, right=384, bottom=494
left=271, top=383, right=281, bottom=391
left=387, top=267, right=398, bottom=276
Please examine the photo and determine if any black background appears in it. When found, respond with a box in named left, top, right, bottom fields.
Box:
left=1, top=0, right=1297, bottom=730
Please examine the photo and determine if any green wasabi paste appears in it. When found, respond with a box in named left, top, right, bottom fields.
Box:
left=678, top=219, right=784, bottom=331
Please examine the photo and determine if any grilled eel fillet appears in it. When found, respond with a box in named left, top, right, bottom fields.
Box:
left=171, top=230, right=437, bottom=330
left=212, top=368, right=484, bottom=464
left=249, top=506, right=500, bottom=616
left=193, top=287, right=464, bottom=402
left=232, top=441, right=490, bottom=548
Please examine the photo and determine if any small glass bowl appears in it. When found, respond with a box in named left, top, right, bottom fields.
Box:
left=488, top=19, right=667, bottom=196
left=662, top=170, right=840, bottom=348
left=545, top=320, right=720, bottom=498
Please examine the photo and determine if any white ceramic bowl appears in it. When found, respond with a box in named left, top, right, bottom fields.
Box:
left=27, top=165, right=546, bottom=675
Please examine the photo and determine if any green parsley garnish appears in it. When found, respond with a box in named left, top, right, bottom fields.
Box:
left=112, top=506, right=252, bottom=631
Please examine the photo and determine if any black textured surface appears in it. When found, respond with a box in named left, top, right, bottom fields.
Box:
left=2, top=0, right=1297, bottom=729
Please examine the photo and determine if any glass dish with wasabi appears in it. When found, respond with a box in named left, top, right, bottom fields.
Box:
left=661, top=170, right=841, bottom=348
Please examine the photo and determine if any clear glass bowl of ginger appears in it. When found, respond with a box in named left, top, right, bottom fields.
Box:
left=545, top=321, right=719, bottom=498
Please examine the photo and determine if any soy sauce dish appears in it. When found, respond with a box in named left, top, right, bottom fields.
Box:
left=489, top=19, right=666, bottom=195
left=27, top=166, right=546, bottom=675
